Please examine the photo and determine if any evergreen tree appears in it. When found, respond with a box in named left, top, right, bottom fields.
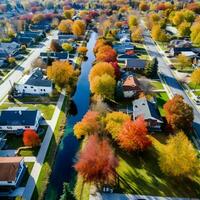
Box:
left=59, top=182, right=75, bottom=200
left=144, top=58, right=158, bottom=78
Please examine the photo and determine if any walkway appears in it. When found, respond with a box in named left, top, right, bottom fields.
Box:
left=89, top=193, right=197, bottom=200
left=22, top=90, right=66, bottom=200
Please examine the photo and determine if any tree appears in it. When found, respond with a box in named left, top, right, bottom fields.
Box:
left=105, top=112, right=130, bottom=139
left=77, top=46, right=88, bottom=55
left=63, top=9, right=74, bottom=19
left=32, top=14, right=44, bottom=24
left=117, top=117, right=152, bottom=152
left=72, top=20, right=86, bottom=37
left=96, top=47, right=117, bottom=62
left=128, top=15, right=138, bottom=28
left=172, top=11, right=184, bottom=26
left=93, top=38, right=108, bottom=54
left=164, top=95, right=193, bottom=131
left=62, top=43, right=73, bottom=52
left=131, top=26, right=143, bottom=42
left=59, top=182, right=75, bottom=200
left=178, top=21, right=191, bottom=37
left=74, top=135, right=119, bottom=185
left=175, top=54, right=192, bottom=70
left=183, top=10, right=195, bottom=23
left=58, top=20, right=73, bottom=34
left=190, top=22, right=200, bottom=45
left=90, top=74, right=116, bottom=99
left=23, top=129, right=41, bottom=147
left=159, top=131, right=199, bottom=177
left=191, top=68, right=200, bottom=88
left=151, top=25, right=168, bottom=42
left=186, top=2, right=200, bottom=14
left=89, top=62, right=115, bottom=83
left=47, top=61, right=77, bottom=88
left=73, top=111, right=100, bottom=139
left=31, top=57, right=47, bottom=69
left=144, top=58, right=158, bottom=78
left=139, top=2, right=150, bottom=11
left=110, top=61, right=120, bottom=79
left=50, top=39, right=62, bottom=52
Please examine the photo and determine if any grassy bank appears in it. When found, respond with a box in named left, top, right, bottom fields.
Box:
left=31, top=96, right=68, bottom=200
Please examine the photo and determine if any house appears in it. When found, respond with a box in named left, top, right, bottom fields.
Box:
left=168, top=39, right=192, bottom=48
left=0, top=108, right=41, bottom=132
left=58, top=34, right=77, bottom=41
left=40, top=52, right=69, bottom=61
left=113, top=42, right=134, bottom=54
left=122, top=75, right=142, bottom=98
left=169, top=47, right=192, bottom=57
left=14, top=37, right=35, bottom=47
left=0, top=49, right=9, bottom=60
left=0, top=157, right=26, bottom=189
left=18, top=31, right=45, bottom=41
left=14, top=68, right=53, bottom=96
left=181, top=51, right=197, bottom=60
left=125, top=58, right=146, bottom=71
left=132, top=97, right=163, bottom=131
left=30, top=24, right=51, bottom=32
left=117, top=54, right=138, bottom=62
left=0, top=42, right=20, bottom=57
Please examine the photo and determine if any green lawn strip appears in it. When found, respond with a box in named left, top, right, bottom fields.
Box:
left=188, top=82, right=200, bottom=90
left=157, top=42, right=168, bottom=51
left=20, top=162, right=34, bottom=187
left=0, top=103, right=55, bottom=120
left=116, top=136, right=200, bottom=197
left=31, top=96, right=68, bottom=200
left=150, top=81, right=164, bottom=90
left=193, top=91, right=200, bottom=96
left=155, top=92, right=169, bottom=117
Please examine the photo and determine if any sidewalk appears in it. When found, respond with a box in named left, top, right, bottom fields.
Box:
left=22, top=91, right=66, bottom=200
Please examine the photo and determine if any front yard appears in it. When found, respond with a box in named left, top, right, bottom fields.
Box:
left=116, top=134, right=200, bottom=197
left=155, top=92, right=169, bottom=117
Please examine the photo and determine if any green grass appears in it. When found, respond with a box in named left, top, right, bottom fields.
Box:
left=116, top=135, right=200, bottom=198
left=31, top=96, right=68, bottom=200
left=20, top=162, right=34, bottom=187
left=0, top=103, right=55, bottom=120
left=155, top=92, right=169, bottom=117
left=74, top=175, right=90, bottom=200
left=150, top=81, right=164, bottom=90
left=157, top=42, right=168, bottom=51
left=188, top=82, right=200, bottom=90
left=193, top=91, right=200, bottom=96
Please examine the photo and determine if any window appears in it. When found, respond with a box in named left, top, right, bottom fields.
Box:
left=25, top=126, right=30, bottom=128
left=24, top=86, right=27, bottom=88
left=31, top=86, right=33, bottom=88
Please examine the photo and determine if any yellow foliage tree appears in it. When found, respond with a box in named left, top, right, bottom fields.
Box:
left=151, top=25, right=168, bottom=42
left=175, top=54, right=192, bottom=70
left=77, top=46, right=88, bottom=55
left=128, top=15, right=138, bottom=27
left=32, top=14, right=44, bottom=24
left=90, top=74, right=116, bottom=99
left=63, top=9, right=74, bottom=19
left=89, top=62, right=115, bottom=83
left=191, top=68, right=200, bottom=88
left=104, top=112, right=130, bottom=139
left=58, top=20, right=73, bottom=33
left=190, top=22, right=200, bottom=45
left=72, top=20, right=86, bottom=37
left=159, top=131, right=199, bottom=177
left=131, top=26, right=143, bottom=42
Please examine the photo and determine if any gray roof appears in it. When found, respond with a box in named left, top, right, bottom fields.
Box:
left=132, top=97, right=163, bottom=123
left=0, top=109, right=39, bottom=126
left=126, top=58, right=146, bottom=69
left=25, top=68, right=52, bottom=87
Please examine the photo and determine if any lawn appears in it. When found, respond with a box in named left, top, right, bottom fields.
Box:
left=157, top=42, right=168, bottom=51
left=193, top=91, right=200, bottom=96
left=150, top=81, right=164, bottom=90
left=188, top=82, right=200, bottom=90
left=155, top=92, right=169, bottom=117
left=0, top=103, right=55, bottom=120
left=116, top=135, right=200, bottom=198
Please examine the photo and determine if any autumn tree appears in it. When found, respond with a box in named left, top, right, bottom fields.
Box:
left=139, top=2, right=150, bottom=11
left=190, top=22, right=200, bottom=45
left=32, top=14, right=44, bottom=24
left=62, top=43, right=73, bottom=52
left=74, top=135, right=119, bottom=185
left=159, top=131, right=199, bottom=177
left=93, top=38, right=108, bottom=54
left=131, top=26, right=143, bottom=42
left=73, top=111, right=100, bottom=139
left=23, top=129, right=41, bottom=147
left=178, top=21, right=191, bottom=37
left=89, top=62, right=115, bottom=83
left=63, top=9, right=74, bottom=19
left=164, top=95, right=193, bottom=131
left=31, top=57, right=47, bottom=69
left=47, top=61, right=77, bottom=89
left=151, top=25, right=168, bottom=42
left=50, top=39, right=62, bottom=52
left=128, top=15, right=138, bottom=28
left=117, top=117, right=151, bottom=152
left=90, top=74, right=116, bottom=99
left=58, top=20, right=73, bottom=34
left=175, top=54, right=192, bottom=70
left=172, top=11, right=184, bottom=26
left=186, top=2, right=200, bottom=14
left=105, top=112, right=130, bottom=139
left=191, top=68, right=200, bottom=88
left=77, top=46, right=88, bottom=55
left=96, top=46, right=117, bottom=62
left=72, top=20, right=86, bottom=37
left=110, top=61, right=120, bottom=79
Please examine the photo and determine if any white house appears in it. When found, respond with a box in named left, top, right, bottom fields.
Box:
left=0, top=107, right=41, bottom=132
left=0, top=157, right=26, bottom=188
left=15, top=68, right=53, bottom=96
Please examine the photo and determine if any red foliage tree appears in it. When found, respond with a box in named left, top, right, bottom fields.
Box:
left=74, top=135, right=119, bottom=185
left=110, top=61, right=120, bottom=79
left=117, top=117, right=152, bottom=152
left=23, top=129, right=41, bottom=147
left=163, top=95, right=193, bottom=131
left=50, top=39, right=62, bottom=52
left=96, top=48, right=117, bottom=62
left=186, top=3, right=200, bottom=14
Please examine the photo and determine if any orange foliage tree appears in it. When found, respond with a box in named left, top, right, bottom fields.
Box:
left=23, top=129, right=41, bottom=147
left=72, top=20, right=86, bottom=37
left=117, top=117, right=152, bottom=152
left=164, top=95, right=193, bottom=131
left=58, top=19, right=73, bottom=33
left=96, top=47, right=117, bottom=62
left=74, top=135, right=119, bottom=185
left=93, top=38, right=108, bottom=54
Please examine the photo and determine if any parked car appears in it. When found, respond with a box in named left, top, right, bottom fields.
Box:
left=194, top=98, right=200, bottom=105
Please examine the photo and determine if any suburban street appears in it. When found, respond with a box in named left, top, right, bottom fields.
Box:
left=143, top=29, right=200, bottom=148
left=0, top=30, right=58, bottom=101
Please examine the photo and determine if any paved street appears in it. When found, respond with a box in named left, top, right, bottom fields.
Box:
left=0, top=30, right=58, bottom=101
left=143, top=29, right=200, bottom=148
